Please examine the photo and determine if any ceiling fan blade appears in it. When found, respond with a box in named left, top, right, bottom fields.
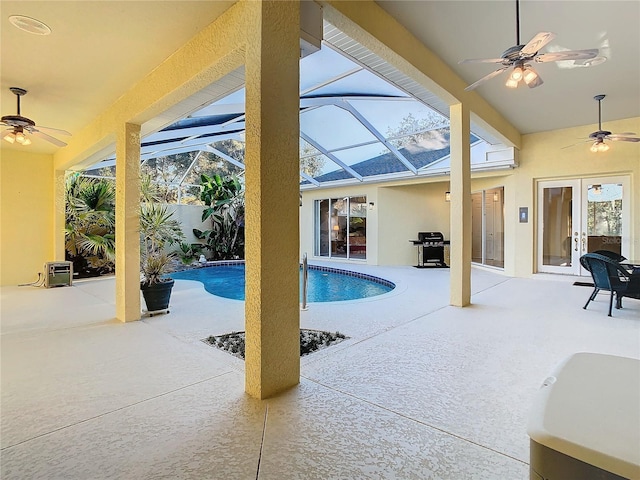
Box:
left=561, top=141, right=588, bottom=150
left=535, top=49, right=599, bottom=63
left=30, top=129, right=67, bottom=147
left=35, top=125, right=71, bottom=136
left=607, top=135, right=640, bottom=142
left=459, top=57, right=506, bottom=65
left=520, top=32, right=556, bottom=56
left=608, top=132, right=637, bottom=137
left=464, top=67, right=509, bottom=91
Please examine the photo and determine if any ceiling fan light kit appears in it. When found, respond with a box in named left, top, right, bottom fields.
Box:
left=505, top=62, right=542, bottom=89
left=460, top=0, right=601, bottom=91
left=4, top=128, right=31, bottom=146
left=590, top=140, right=609, bottom=153
left=562, top=94, right=640, bottom=152
left=1, top=87, right=71, bottom=147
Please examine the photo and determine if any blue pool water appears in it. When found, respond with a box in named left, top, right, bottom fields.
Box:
left=171, top=264, right=394, bottom=302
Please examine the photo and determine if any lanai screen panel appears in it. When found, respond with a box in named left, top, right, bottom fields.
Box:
left=83, top=35, right=479, bottom=195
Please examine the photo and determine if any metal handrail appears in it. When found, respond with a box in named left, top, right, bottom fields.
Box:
left=301, top=253, right=309, bottom=311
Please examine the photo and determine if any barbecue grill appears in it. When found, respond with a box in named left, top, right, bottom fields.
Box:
left=409, top=231, right=448, bottom=268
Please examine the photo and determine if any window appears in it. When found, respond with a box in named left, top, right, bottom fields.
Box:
left=315, top=196, right=367, bottom=260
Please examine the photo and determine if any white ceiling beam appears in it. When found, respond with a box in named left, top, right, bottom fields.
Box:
left=299, top=66, right=363, bottom=96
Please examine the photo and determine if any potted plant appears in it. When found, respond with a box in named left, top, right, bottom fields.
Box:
left=140, top=201, right=185, bottom=312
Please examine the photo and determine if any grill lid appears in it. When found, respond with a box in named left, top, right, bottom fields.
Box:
left=418, top=232, right=444, bottom=242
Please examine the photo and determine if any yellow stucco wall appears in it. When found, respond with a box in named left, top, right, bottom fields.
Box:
left=378, top=183, right=448, bottom=266
left=0, top=149, right=54, bottom=285
left=513, top=116, right=640, bottom=277
left=243, top=0, right=301, bottom=399
left=54, top=1, right=245, bottom=171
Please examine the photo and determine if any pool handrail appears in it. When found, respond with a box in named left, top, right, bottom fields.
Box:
left=301, top=253, right=309, bottom=311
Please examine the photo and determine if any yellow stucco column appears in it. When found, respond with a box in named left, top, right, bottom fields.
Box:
left=53, top=169, right=66, bottom=261
left=244, top=0, right=300, bottom=399
left=115, top=123, right=141, bottom=322
left=449, top=103, right=472, bottom=307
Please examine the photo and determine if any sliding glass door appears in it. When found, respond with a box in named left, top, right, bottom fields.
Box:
left=315, top=196, right=367, bottom=260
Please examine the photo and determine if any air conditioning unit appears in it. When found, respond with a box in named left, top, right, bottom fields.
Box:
left=44, top=261, right=73, bottom=288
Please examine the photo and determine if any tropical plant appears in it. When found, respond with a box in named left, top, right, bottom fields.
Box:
left=140, top=181, right=186, bottom=286
left=300, top=142, right=325, bottom=178
left=176, top=242, right=204, bottom=265
left=385, top=112, right=448, bottom=150
left=65, top=173, right=116, bottom=276
left=194, top=173, right=245, bottom=260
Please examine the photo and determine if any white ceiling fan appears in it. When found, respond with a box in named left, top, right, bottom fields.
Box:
left=460, top=0, right=601, bottom=91
left=564, top=94, right=640, bottom=152
left=1, top=87, right=71, bottom=147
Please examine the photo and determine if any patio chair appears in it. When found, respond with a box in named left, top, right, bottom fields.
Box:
left=618, top=265, right=640, bottom=309
left=580, top=253, right=640, bottom=316
left=593, top=250, right=626, bottom=262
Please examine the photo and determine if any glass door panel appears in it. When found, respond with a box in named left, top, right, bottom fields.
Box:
left=315, top=199, right=329, bottom=257
left=585, top=182, right=623, bottom=257
left=348, top=196, right=367, bottom=259
left=538, top=180, right=581, bottom=274
left=330, top=198, right=348, bottom=258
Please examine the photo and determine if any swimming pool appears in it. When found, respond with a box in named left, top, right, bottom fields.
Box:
left=171, top=263, right=395, bottom=302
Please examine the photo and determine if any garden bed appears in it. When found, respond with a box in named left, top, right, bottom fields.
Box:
left=203, top=329, right=348, bottom=359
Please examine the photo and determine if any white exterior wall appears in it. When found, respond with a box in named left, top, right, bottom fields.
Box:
left=171, top=204, right=209, bottom=245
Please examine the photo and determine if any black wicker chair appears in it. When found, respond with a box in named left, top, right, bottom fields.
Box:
left=593, top=249, right=626, bottom=262
left=580, top=253, right=640, bottom=316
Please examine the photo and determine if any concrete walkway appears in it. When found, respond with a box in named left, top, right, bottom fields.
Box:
left=1, top=265, right=638, bottom=479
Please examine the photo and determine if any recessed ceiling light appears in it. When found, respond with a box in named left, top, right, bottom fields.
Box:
left=9, top=15, right=51, bottom=35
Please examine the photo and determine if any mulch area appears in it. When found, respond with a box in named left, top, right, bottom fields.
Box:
left=203, top=329, right=348, bottom=359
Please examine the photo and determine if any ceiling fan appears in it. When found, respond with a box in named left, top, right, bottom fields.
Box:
left=565, top=94, right=640, bottom=152
left=1, top=87, right=71, bottom=147
left=459, top=0, right=601, bottom=91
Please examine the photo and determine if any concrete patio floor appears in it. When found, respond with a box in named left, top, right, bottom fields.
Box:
left=1, top=265, right=639, bottom=479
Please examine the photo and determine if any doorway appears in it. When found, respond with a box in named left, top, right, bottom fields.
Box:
left=472, top=187, right=504, bottom=268
left=537, top=176, right=630, bottom=275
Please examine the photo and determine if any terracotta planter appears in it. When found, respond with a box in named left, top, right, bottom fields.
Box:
left=141, top=279, right=174, bottom=312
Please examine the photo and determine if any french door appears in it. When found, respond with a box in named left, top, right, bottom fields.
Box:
left=537, top=176, right=630, bottom=276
